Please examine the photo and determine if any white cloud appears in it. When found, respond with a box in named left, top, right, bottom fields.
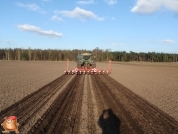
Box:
left=164, top=0, right=178, bottom=12
left=54, top=7, right=104, bottom=21
left=131, top=0, right=178, bottom=14
left=160, top=39, right=175, bottom=44
left=18, top=24, right=62, bottom=38
left=51, top=15, right=63, bottom=22
left=16, top=2, right=46, bottom=13
left=76, top=0, right=95, bottom=5
left=131, top=0, right=161, bottom=14
left=105, top=0, right=117, bottom=5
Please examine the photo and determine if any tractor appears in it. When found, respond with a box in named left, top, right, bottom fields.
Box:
left=64, top=53, right=111, bottom=75
left=77, top=53, right=96, bottom=68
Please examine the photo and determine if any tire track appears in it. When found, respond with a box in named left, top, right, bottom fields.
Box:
left=0, top=75, right=73, bottom=133
left=78, top=75, right=89, bottom=134
left=91, top=75, right=136, bottom=133
left=29, top=75, right=83, bottom=133
left=88, top=75, right=102, bottom=134
left=1, top=75, right=178, bottom=134
left=86, top=75, right=96, bottom=134
left=78, top=75, right=99, bottom=134
left=95, top=75, right=178, bottom=133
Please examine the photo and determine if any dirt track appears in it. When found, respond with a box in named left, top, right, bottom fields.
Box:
left=0, top=74, right=178, bottom=134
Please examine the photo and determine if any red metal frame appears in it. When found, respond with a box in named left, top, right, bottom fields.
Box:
left=64, top=60, right=111, bottom=75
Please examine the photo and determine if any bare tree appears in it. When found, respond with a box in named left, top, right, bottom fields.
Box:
left=17, top=48, right=21, bottom=60
left=5, top=49, right=9, bottom=60
left=33, top=49, right=36, bottom=61
left=48, top=49, right=51, bottom=61
left=28, top=47, right=31, bottom=60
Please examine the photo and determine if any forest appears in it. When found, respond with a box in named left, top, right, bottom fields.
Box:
left=0, top=47, right=177, bottom=62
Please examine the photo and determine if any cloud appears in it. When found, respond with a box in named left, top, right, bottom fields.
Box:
left=54, top=7, right=104, bottom=21
left=16, top=2, right=46, bottom=13
left=105, top=0, right=117, bottom=5
left=76, top=0, right=95, bottom=5
left=160, top=39, right=175, bottom=44
left=131, top=0, right=161, bottom=14
left=164, top=0, right=178, bottom=13
left=131, top=0, right=178, bottom=14
left=18, top=24, right=62, bottom=37
left=51, top=15, right=63, bottom=22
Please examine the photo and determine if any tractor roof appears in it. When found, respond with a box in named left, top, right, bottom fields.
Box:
left=81, top=53, right=91, bottom=56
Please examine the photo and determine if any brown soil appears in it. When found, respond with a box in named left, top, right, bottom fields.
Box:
left=0, top=61, right=66, bottom=111
left=105, top=62, right=178, bottom=121
left=0, top=74, right=178, bottom=133
left=0, top=61, right=178, bottom=133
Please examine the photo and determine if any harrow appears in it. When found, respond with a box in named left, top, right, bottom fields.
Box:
left=64, top=59, right=111, bottom=75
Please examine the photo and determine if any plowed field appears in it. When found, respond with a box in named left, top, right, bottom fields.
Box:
left=0, top=61, right=178, bottom=134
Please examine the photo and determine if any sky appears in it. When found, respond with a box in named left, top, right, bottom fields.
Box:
left=0, top=0, right=178, bottom=53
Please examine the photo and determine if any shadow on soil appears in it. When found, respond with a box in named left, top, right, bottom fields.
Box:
left=98, top=108, right=121, bottom=134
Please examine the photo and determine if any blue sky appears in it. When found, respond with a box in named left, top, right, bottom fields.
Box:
left=0, top=0, right=178, bottom=53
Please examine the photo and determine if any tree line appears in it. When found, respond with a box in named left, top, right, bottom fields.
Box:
left=0, top=48, right=177, bottom=62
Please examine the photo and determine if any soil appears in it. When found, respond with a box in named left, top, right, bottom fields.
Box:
left=105, top=62, right=178, bottom=122
left=0, top=61, right=178, bottom=133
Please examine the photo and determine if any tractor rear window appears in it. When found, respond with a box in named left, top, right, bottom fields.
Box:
left=83, top=56, right=90, bottom=60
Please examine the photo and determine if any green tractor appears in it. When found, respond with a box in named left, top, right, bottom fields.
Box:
left=77, top=53, right=96, bottom=68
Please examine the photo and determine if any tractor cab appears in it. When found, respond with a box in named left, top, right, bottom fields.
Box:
left=81, top=53, right=92, bottom=60
left=77, top=53, right=95, bottom=68
left=64, top=53, right=111, bottom=75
